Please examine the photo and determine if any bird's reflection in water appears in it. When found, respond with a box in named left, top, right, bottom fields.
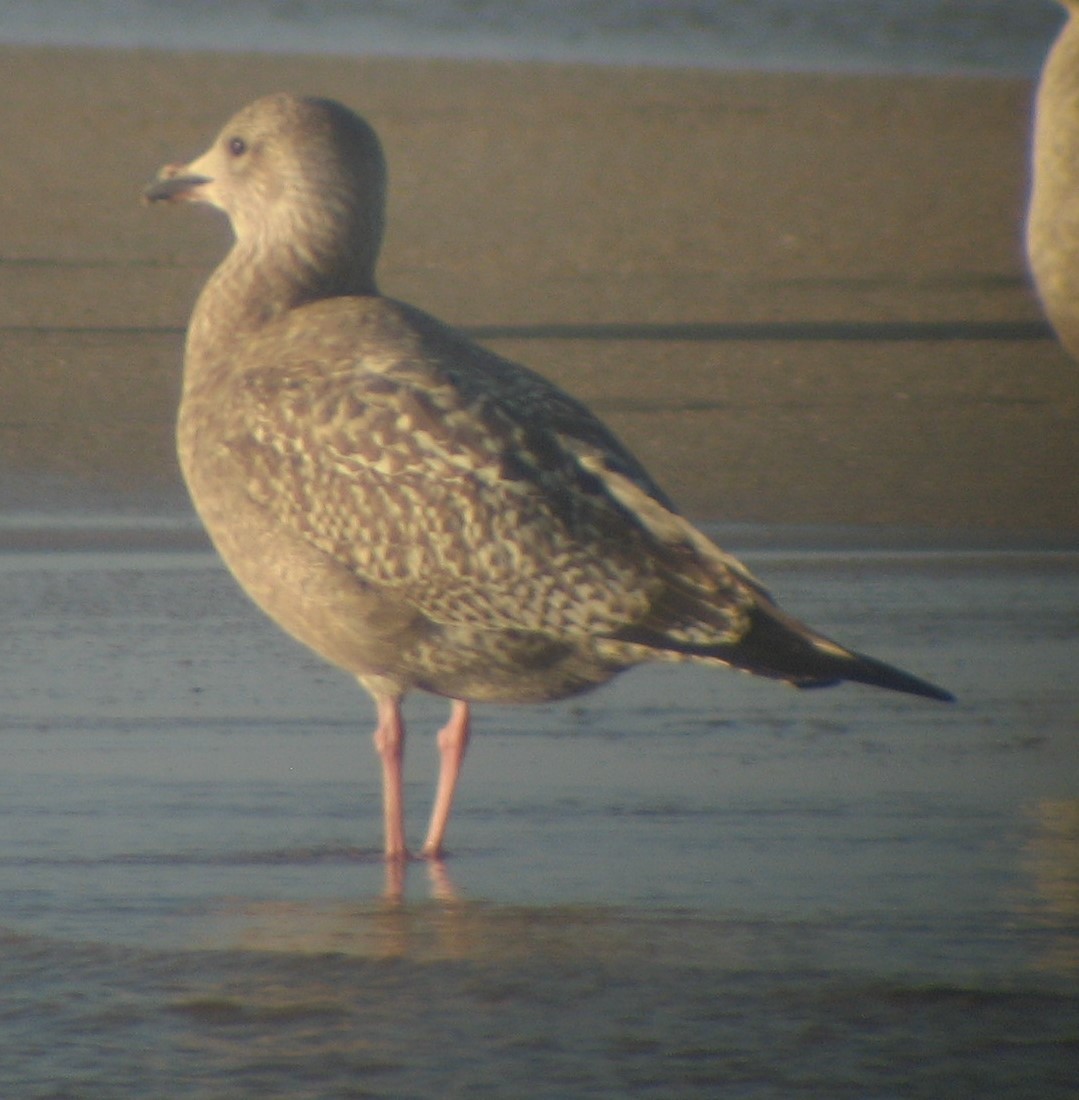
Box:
left=382, top=855, right=458, bottom=904
left=195, top=854, right=645, bottom=976
left=1020, top=798, right=1079, bottom=976
left=202, top=858, right=476, bottom=961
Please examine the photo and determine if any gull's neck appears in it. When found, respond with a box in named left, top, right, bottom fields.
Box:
left=185, top=197, right=381, bottom=377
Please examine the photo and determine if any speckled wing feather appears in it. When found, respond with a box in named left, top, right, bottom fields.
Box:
left=220, top=297, right=758, bottom=648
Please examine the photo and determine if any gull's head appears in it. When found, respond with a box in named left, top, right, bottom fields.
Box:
left=145, top=93, right=387, bottom=276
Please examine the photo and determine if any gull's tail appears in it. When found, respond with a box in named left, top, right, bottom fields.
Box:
left=715, top=601, right=955, bottom=702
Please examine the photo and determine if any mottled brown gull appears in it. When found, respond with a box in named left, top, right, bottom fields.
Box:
left=1029, top=0, right=1079, bottom=359
left=145, top=93, right=953, bottom=861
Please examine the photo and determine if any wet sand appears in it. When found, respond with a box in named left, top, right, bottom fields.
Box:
left=0, top=46, right=1074, bottom=535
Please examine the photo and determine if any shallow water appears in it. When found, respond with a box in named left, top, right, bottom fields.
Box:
left=0, top=0, right=1064, bottom=75
left=0, top=526, right=1076, bottom=1097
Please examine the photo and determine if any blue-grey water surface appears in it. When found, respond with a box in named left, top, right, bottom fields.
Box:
left=0, top=523, right=1075, bottom=1097
left=0, top=0, right=1066, bottom=75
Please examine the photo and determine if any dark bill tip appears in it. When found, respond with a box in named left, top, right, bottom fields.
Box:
left=142, top=174, right=212, bottom=204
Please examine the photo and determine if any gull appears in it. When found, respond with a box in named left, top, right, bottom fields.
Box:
left=1029, top=0, right=1079, bottom=358
left=146, top=94, right=953, bottom=860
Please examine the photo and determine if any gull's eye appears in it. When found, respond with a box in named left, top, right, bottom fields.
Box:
left=227, top=136, right=247, bottom=157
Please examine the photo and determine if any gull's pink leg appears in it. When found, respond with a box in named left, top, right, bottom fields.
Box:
left=372, top=695, right=408, bottom=860
left=419, top=699, right=471, bottom=860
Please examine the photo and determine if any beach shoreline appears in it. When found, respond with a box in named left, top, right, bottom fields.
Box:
left=0, top=45, right=1074, bottom=534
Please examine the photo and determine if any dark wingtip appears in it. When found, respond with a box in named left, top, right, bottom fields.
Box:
left=714, top=604, right=956, bottom=703
left=832, top=651, right=955, bottom=703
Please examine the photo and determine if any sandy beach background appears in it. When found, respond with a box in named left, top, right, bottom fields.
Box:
left=0, top=45, right=1073, bottom=537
